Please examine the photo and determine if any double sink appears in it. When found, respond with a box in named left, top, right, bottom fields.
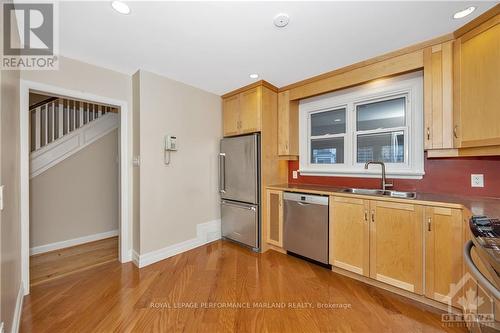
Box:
left=341, top=188, right=417, bottom=199
left=340, top=162, right=417, bottom=199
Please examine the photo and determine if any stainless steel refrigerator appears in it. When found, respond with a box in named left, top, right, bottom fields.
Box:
left=219, top=133, right=260, bottom=251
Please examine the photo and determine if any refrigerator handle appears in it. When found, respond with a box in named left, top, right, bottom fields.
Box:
left=219, top=153, right=226, bottom=193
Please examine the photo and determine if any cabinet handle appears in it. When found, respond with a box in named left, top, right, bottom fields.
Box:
left=371, top=211, right=375, bottom=223
left=364, top=210, right=368, bottom=222
left=426, top=127, right=430, bottom=140
left=453, top=126, right=458, bottom=139
left=427, top=217, right=432, bottom=232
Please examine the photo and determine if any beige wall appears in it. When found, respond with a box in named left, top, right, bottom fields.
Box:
left=1, top=68, right=21, bottom=333
left=0, top=7, right=22, bottom=331
left=30, top=130, right=119, bottom=248
left=135, top=70, right=221, bottom=254
left=132, top=72, right=141, bottom=252
left=21, top=56, right=135, bottom=251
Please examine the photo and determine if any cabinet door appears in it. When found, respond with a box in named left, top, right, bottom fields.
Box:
left=266, top=190, right=283, bottom=247
left=370, top=200, right=423, bottom=294
left=423, top=41, right=454, bottom=150
left=277, top=90, right=299, bottom=157
left=425, top=207, right=463, bottom=306
left=455, top=22, right=500, bottom=148
left=223, top=94, right=240, bottom=137
left=330, top=196, right=370, bottom=276
left=239, top=87, right=261, bottom=134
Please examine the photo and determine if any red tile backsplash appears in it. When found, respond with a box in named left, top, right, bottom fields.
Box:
left=288, top=154, right=500, bottom=198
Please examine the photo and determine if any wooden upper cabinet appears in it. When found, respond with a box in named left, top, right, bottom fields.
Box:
left=424, top=206, right=463, bottom=306
left=223, top=94, right=241, bottom=136
left=329, top=196, right=370, bottom=276
left=239, top=87, right=262, bottom=134
left=369, top=200, right=423, bottom=294
left=222, top=85, right=266, bottom=137
left=266, top=189, right=283, bottom=247
left=454, top=18, right=500, bottom=148
left=277, top=90, right=299, bottom=158
left=423, top=41, right=454, bottom=150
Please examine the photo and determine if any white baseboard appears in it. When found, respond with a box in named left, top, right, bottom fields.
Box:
left=11, top=284, right=24, bottom=333
left=131, top=249, right=140, bottom=267
left=30, top=229, right=119, bottom=256
left=134, top=219, right=221, bottom=268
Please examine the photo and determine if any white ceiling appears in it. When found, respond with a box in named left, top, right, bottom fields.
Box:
left=59, top=1, right=497, bottom=95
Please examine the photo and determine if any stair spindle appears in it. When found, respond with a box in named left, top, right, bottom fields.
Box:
left=58, top=100, right=64, bottom=139
left=48, top=102, right=54, bottom=143
left=43, top=105, right=48, bottom=147
left=35, top=107, right=41, bottom=150
left=79, top=102, right=84, bottom=128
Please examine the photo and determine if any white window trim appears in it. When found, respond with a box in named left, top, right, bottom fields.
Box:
left=299, top=72, right=424, bottom=179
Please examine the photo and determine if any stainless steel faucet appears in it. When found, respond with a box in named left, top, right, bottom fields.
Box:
left=364, top=161, right=393, bottom=191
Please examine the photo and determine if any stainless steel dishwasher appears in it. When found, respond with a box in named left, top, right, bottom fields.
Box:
left=283, top=192, right=329, bottom=265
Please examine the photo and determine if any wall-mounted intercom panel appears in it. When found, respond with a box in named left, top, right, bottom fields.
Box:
left=165, top=135, right=178, bottom=151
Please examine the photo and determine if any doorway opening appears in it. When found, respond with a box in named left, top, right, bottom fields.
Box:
left=20, top=81, right=131, bottom=295
left=28, top=92, right=120, bottom=286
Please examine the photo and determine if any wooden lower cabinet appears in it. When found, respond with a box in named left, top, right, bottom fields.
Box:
left=425, top=206, right=463, bottom=305
left=329, top=196, right=469, bottom=303
left=330, top=197, right=424, bottom=294
left=369, top=200, right=424, bottom=294
left=329, top=196, right=370, bottom=276
left=266, top=190, right=283, bottom=247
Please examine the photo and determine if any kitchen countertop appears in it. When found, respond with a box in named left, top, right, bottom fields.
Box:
left=267, top=183, right=500, bottom=218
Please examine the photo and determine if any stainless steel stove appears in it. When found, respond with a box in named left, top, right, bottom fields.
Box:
left=465, top=216, right=500, bottom=332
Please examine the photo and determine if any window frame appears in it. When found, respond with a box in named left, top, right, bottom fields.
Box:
left=299, top=72, right=424, bottom=179
left=308, top=105, right=347, bottom=165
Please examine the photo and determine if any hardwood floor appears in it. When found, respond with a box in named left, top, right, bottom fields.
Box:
left=29, top=236, right=118, bottom=286
left=22, top=240, right=466, bottom=332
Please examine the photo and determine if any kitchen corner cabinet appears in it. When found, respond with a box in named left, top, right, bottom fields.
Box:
left=222, top=86, right=262, bottom=136
left=266, top=189, right=283, bottom=247
left=369, top=201, right=424, bottom=294
left=329, top=196, right=370, bottom=276
left=424, top=206, right=463, bottom=306
left=453, top=18, right=500, bottom=148
left=277, top=90, right=299, bottom=158
left=423, top=41, right=454, bottom=150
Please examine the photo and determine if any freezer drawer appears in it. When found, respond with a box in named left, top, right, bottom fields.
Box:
left=283, top=192, right=329, bottom=264
left=221, top=200, right=259, bottom=249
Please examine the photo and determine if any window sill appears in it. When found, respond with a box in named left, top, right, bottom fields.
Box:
left=298, top=169, right=425, bottom=180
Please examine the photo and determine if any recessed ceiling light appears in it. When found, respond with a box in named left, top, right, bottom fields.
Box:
left=111, top=1, right=130, bottom=15
left=273, top=13, right=290, bottom=28
left=453, top=6, right=475, bottom=19
left=249, top=74, right=259, bottom=79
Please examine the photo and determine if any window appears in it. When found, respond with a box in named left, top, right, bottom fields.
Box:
left=299, top=72, right=424, bottom=179
left=355, top=96, right=406, bottom=164
left=310, top=108, right=346, bottom=164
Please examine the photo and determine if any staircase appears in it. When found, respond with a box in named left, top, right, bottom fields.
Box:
left=30, top=98, right=119, bottom=178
